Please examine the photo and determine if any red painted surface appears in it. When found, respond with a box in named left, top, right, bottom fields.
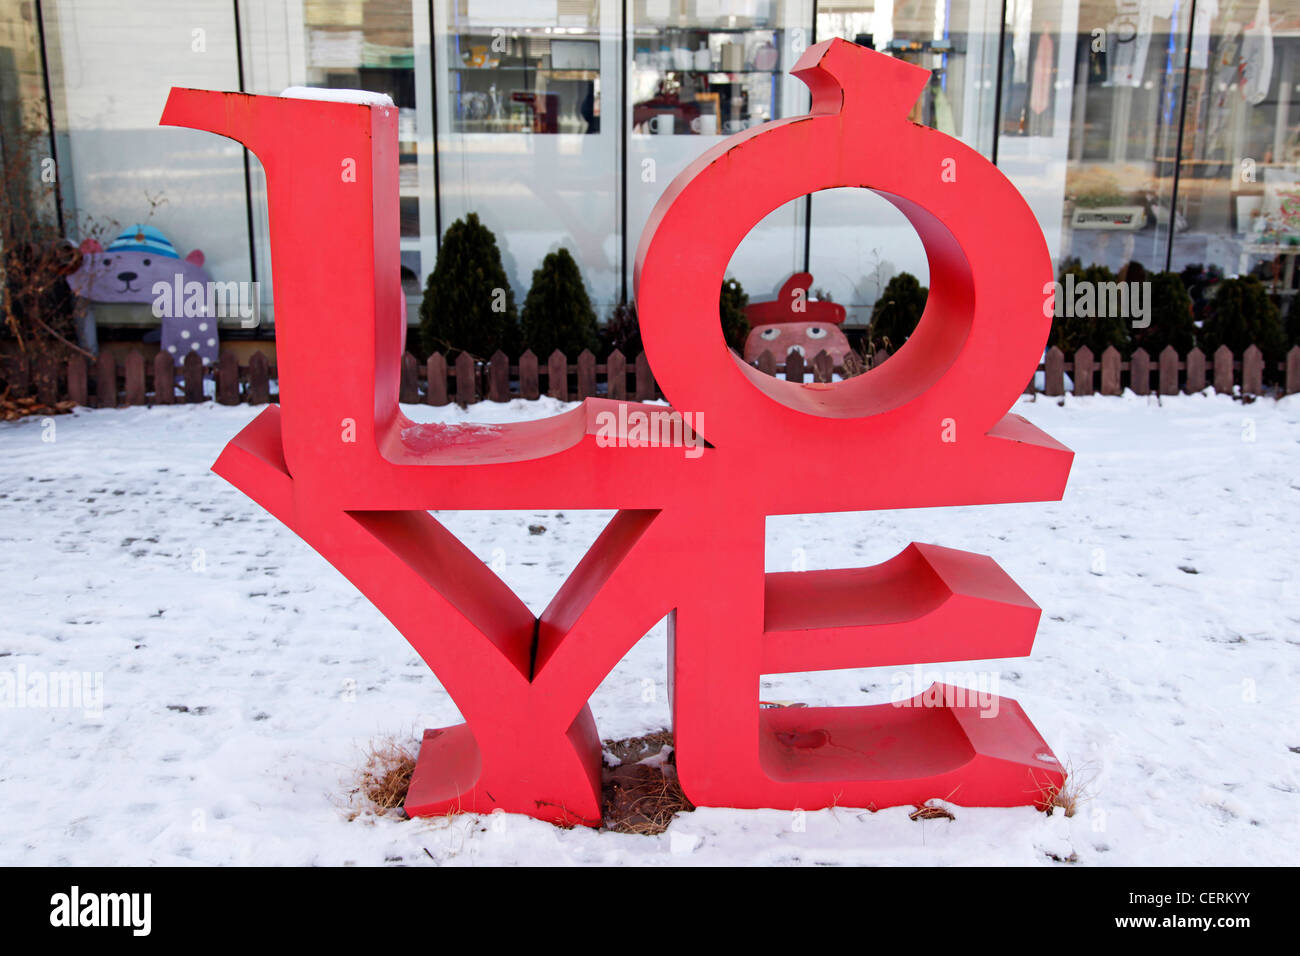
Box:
left=164, top=37, right=1073, bottom=826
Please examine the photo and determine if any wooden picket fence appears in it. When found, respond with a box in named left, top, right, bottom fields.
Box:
left=2, top=349, right=275, bottom=409
left=1032, top=343, right=1300, bottom=397
left=3, top=343, right=1299, bottom=410
left=752, top=344, right=1300, bottom=397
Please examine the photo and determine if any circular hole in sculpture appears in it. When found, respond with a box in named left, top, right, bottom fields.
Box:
left=718, top=185, right=972, bottom=420
left=722, top=187, right=929, bottom=384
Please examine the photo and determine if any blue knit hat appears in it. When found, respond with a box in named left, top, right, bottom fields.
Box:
left=106, top=224, right=179, bottom=259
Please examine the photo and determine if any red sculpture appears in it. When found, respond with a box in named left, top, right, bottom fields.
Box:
left=741, top=272, right=853, bottom=367
left=162, top=37, right=1072, bottom=826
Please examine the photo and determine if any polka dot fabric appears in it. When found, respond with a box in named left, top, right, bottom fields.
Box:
left=160, top=314, right=220, bottom=365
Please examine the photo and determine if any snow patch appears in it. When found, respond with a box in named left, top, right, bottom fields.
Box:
left=279, top=87, right=394, bottom=106
left=0, top=393, right=1296, bottom=864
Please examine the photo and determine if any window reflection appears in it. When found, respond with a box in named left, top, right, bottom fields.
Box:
left=1059, top=0, right=1300, bottom=299
left=21, top=0, right=1300, bottom=337
left=817, top=0, right=987, bottom=144
left=1172, top=1, right=1300, bottom=300
left=446, top=0, right=602, bottom=134
left=303, top=0, right=420, bottom=241
left=632, top=0, right=785, bottom=135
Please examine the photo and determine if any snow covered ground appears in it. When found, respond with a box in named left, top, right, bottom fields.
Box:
left=0, top=391, right=1296, bottom=866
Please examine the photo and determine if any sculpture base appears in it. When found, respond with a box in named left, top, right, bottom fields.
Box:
left=404, top=722, right=605, bottom=828
left=404, top=725, right=483, bottom=819
left=406, top=686, right=1064, bottom=824
left=749, top=686, right=1065, bottom=809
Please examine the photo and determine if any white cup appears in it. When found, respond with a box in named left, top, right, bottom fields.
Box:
left=650, top=114, right=674, bottom=135
left=691, top=114, right=718, bottom=135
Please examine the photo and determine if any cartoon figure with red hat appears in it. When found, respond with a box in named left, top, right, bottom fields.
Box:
left=741, top=272, right=852, bottom=366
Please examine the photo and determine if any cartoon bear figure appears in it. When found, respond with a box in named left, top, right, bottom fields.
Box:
left=742, top=272, right=853, bottom=368
left=67, top=224, right=220, bottom=366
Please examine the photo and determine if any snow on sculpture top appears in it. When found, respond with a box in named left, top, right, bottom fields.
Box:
left=279, top=86, right=395, bottom=105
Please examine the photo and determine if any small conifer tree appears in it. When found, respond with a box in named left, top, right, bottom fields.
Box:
left=1131, top=271, right=1195, bottom=356
left=868, top=272, right=927, bottom=351
left=719, top=277, right=749, bottom=353
left=1200, top=276, right=1286, bottom=366
left=1049, top=262, right=1130, bottom=355
left=520, top=247, right=600, bottom=357
left=419, top=213, right=517, bottom=358
left=1282, top=290, right=1300, bottom=348
left=603, top=299, right=642, bottom=356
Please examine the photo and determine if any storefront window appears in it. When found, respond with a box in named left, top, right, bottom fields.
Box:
left=1056, top=0, right=1300, bottom=303
left=435, top=0, right=621, bottom=315
left=446, top=0, right=601, bottom=134
left=631, top=0, right=789, bottom=136
left=299, top=1, right=421, bottom=284
left=41, top=1, right=249, bottom=330
left=985, top=0, right=1083, bottom=270
left=239, top=1, right=425, bottom=313
left=627, top=0, right=813, bottom=308
left=1167, top=0, right=1300, bottom=301
left=26, top=0, right=1300, bottom=345
left=1057, top=0, right=1185, bottom=276
left=805, top=1, right=1005, bottom=323
left=1, top=0, right=54, bottom=222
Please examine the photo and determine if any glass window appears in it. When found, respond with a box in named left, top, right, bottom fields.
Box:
left=628, top=0, right=815, bottom=308
left=1, top=0, right=55, bottom=223
left=991, top=0, right=1089, bottom=270
left=242, top=0, right=423, bottom=315
left=1167, top=0, right=1300, bottom=303
left=445, top=0, right=602, bottom=134
left=819, top=0, right=999, bottom=147
left=37, top=0, right=1299, bottom=345
left=435, top=0, right=622, bottom=317
left=1057, top=0, right=1185, bottom=276
left=1052, top=0, right=1300, bottom=298
left=806, top=1, right=1005, bottom=324
left=41, top=0, right=249, bottom=328
left=631, top=0, right=792, bottom=137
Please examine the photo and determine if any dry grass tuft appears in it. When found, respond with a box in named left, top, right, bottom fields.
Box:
left=1, top=394, right=76, bottom=422
left=348, top=735, right=418, bottom=818
left=909, top=786, right=959, bottom=821
left=909, top=802, right=956, bottom=821
left=344, top=729, right=697, bottom=831
left=602, top=762, right=694, bottom=834
left=1036, top=758, right=1099, bottom=817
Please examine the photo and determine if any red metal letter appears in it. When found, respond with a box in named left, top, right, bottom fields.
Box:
left=167, top=37, right=1073, bottom=824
